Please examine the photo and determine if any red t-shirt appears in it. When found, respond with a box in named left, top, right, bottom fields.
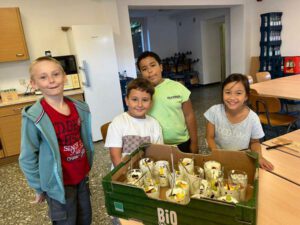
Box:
left=41, top=98, right=90, bottom=185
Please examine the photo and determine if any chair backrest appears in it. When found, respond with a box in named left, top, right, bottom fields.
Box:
left=100, top=122, right=111, bottom=143
left=249, top=92, right=281, bottom=113
left=247, top=75, right=254, bottom=84
left=256, top=71, right=271, bottom=83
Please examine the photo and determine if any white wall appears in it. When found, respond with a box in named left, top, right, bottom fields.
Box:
left=175, top=9, right=230, bottom=84
left=230, top=5, right=245, bottom=74
left=176, top=14, right=203, bottom=80
left=202, top=17, right=224, bottom=84
left=147, top=15, right=178, bottom=58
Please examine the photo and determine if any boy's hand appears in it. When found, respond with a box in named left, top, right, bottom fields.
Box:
left=30, top=193, right=46, bottom=204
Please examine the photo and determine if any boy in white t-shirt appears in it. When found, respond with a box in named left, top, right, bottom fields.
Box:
left=105, top=77, right=163, bottom=167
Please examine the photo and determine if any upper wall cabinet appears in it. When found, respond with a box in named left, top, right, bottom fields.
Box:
left=0, top=7, right=29, bottom=62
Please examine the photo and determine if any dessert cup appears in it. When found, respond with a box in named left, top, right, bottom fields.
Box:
left=144, top=183, right=160, bottom=199
left=139, top=158, right=154, bottom=177
left=126, top=168, right=144, bottom=186
left=178, top=158, right=194, bottom=176
left=228, top=170, right=248, bottom=201
left=166, top=187, right=190, bottom=205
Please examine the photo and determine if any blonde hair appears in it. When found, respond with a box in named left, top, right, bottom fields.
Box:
left=29, top=56, right=65, bottom=80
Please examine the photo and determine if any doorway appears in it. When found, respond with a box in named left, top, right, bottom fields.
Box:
left=129, top=8, right=229, bottom=85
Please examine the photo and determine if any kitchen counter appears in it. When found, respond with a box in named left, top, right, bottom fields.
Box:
left=0, top=89, right=84, bottom=107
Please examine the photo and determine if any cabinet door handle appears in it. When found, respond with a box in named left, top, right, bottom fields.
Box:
left=16, top=53, right=24, bottom=57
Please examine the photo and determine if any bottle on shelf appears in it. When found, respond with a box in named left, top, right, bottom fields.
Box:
left=123, top=70, right=127, bottom=79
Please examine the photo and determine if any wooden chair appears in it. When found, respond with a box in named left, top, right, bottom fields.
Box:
left=249, top=92, right=298, bottom=136
left=247, top=75, right=254, bottom=85
left=100, top=122, right=111, bottom=143
left=255, top=71, right=271, bottom=83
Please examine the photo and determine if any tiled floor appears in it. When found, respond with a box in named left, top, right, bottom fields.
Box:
left=0, top=84, right=222, bottom=225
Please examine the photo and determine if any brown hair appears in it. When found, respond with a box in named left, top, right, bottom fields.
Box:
left=126, top=77, right=155, bottom=98
left=29, top=56, right=65, bottom=80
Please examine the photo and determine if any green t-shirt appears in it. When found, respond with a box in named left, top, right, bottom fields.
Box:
left=148, top=79, right=191, bottom=145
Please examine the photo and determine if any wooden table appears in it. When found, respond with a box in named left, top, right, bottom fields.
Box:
left=250, top=74, right=300, bottom=100
left=262, top=129, right=300, bottom=185
left=257, top=169, right=300, bottom=225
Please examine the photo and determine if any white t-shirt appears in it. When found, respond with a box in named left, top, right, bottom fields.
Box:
left=105, top=112, right=163, bottom=154
left=204, top=104, right=264, bottom=150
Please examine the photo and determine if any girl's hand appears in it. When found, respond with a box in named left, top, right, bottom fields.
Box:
left=30, top=193, right=46, bottom=204
left=259, top=157, right=274, bottom=171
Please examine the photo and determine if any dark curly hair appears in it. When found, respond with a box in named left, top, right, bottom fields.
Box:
left=136, top=51, right=162, bottom=71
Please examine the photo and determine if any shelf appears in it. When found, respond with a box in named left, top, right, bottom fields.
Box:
left=259, top=12, right=283, bottom=75
left=260, top=40, right=282, bottom=46
left=260, top=25, right=282, bottom=31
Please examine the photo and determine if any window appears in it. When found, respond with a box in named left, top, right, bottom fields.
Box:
left=130, top=17, right=150, bottom=59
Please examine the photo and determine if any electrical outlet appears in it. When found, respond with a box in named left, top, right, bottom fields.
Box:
left=19, top=79, right=26, bottom=86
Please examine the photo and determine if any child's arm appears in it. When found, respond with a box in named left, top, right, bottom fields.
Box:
left=182, top=99, right=198, bottom=153
left=249, top=139, right=274, bottom=171
left=109, top=147, right=123, bottom=167
left=206, top=121, right=218, bottom=151
left=19, top=117, right=43, bottom=195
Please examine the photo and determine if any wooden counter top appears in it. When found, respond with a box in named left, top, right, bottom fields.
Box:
left=0, top=89, right=84, bottom=107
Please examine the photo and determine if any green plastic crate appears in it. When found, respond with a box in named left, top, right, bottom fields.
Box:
left=102, top=144, right=259, bottom=225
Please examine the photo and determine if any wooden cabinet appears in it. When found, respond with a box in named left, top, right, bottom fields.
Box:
left=0, top=139, right=4, bottom=159
left=0, top=102, right=31, bottom=157
left=0, top=93, right=84, bottom=161
left=0, top=7, right=29, bottom=62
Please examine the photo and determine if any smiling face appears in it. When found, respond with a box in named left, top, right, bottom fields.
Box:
left=30, top=60, right=66, bottom=99
left=223, top=81, right=248, bottom=112
left=139, top=56, right=163, bottom=86
left=125, top=88, right=152, bottom=119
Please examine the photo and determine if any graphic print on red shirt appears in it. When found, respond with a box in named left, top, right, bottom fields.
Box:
left=41, top=98, right=90, bottom=185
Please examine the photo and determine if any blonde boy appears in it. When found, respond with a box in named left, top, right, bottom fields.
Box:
left=19, top=56, right=94, bottom=225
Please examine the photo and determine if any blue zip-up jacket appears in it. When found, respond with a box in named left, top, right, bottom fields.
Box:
left=19, top=97, right=94, bottom=204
